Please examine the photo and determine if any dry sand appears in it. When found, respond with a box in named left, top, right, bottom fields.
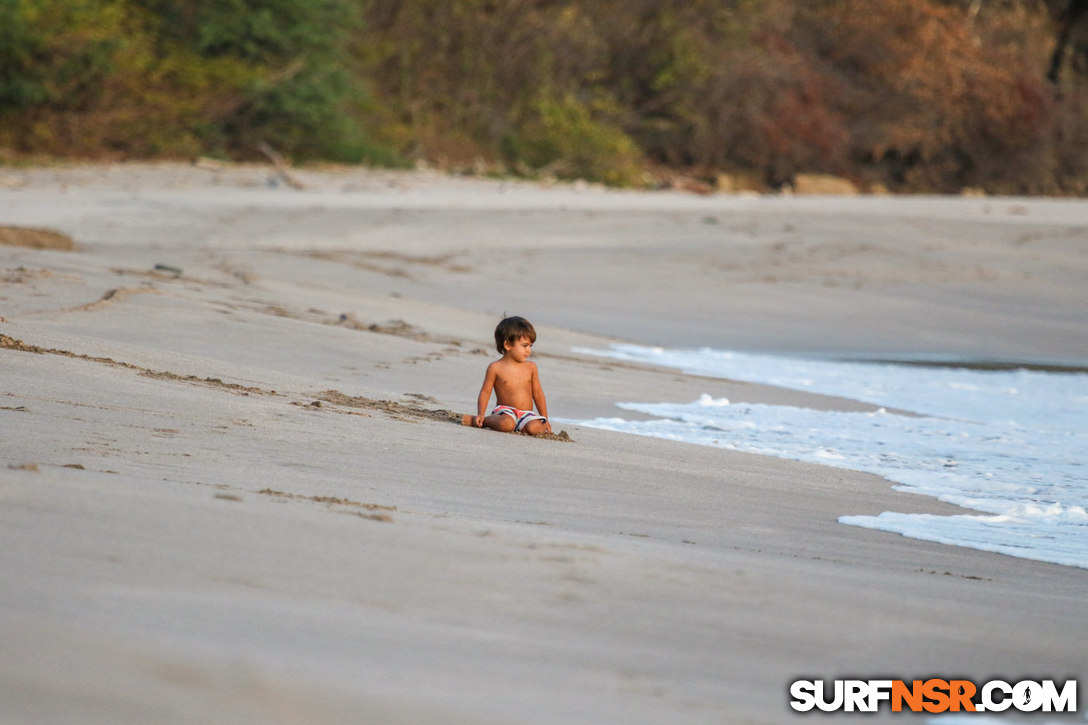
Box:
left=1, top=162, right=1086, bottom=724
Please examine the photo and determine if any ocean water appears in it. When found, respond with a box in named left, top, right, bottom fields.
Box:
left=572, top=344, right=1088, bottom=570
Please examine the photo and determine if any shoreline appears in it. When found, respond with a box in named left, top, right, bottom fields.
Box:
left=2, top=163, right=1086, bottom=724
left=568, top=342, right=1088, bottom=571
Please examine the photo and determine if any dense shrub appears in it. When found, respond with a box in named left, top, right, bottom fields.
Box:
left=0, top=0, right=134, bottom=154
left=791, top=0, right=1063, bottom=192
left=0, top=0, right=394, bottom=162
left=0, top=0, right=125, bottom=112
left=130, top=0, right=380, bottom=160
left=501, top=94, right=644, bottom=186
left=1, top=0, right=1087, bottom=193
left=357, top=0, right=614, bottom=169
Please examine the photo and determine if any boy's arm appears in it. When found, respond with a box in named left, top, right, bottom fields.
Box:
left=475, top=363, right=497, bottom=426
left=530, top=363, right=552, bottom=433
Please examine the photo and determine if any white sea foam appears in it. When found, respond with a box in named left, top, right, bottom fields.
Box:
left=572, top=345, right=1088, bottom=569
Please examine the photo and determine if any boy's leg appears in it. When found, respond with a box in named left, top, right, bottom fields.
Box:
left=461, top=409, right=517, bottom=431
left=481, top=413, right=517, bottom=432
left=521, top=419, right=549, bottom=435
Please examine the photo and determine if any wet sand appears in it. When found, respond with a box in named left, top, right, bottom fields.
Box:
left=1, top=163, right=1086, bottom=723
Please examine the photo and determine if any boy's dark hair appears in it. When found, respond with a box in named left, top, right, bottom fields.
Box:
left=494, top=316, right=536, bottom=354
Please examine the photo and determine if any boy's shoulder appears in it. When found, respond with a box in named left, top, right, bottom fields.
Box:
left=489, top=357, right=536, bottom=374
left=486, top=357, right=511, bottom=373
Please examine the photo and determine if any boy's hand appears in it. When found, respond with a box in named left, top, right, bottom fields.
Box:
left=474, top=415, right=485, bottom=427
left=542, top=421, right=553, bottom=434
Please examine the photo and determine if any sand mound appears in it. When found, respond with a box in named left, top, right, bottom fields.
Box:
left=0, top=226, right=75, bottom=250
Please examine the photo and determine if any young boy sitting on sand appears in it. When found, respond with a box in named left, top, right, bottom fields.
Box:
left=464, top=316, right=552, bottom=435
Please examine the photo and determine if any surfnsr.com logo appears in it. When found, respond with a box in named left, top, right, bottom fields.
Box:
left=789, top=678, right=1078, bottom=714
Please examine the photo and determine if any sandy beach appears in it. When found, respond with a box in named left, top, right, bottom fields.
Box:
left=2, top=163, right=1086, bottom=724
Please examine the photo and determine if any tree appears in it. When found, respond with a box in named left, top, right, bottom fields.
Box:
left=1046, top=0, right=1088, bottom=82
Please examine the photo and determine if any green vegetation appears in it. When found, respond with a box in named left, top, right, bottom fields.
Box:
left=2, top=0, right=1087, bottom=194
